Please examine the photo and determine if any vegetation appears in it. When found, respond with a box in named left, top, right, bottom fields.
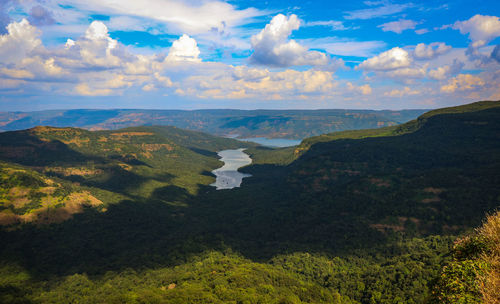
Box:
left=430, top=210, right=500, bottom=304
left=0, top=100, right=498, bottom=303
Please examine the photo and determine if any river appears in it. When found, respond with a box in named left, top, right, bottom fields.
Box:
left=210, top=148, right=252, bottom=190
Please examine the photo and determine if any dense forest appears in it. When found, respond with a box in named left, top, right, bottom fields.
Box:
left=0, top=100, right=499, bottom=303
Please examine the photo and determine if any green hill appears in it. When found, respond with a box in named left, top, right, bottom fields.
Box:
left=0, top=125, right=252, bottom=225
left=0, top=100, right=499, bottom=303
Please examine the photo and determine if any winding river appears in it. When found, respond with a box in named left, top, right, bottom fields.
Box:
left=211, top=148, right=252, bottom=190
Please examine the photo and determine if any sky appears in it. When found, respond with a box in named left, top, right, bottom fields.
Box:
left=0, top=0, right=499, bottom=111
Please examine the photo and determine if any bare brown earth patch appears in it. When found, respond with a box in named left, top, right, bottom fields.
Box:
left=0, top=191, right=104, bottom=226
left=141, top=143, right=174, bottom=152
left=423, top=187, right=444, bottom=194
left=370, top=223, right=405, bottom=232
left=369, top=178, right=391, bottom=187
left=421, top=197, right=441, bottom=203
left=110, top=132, right=154, bottom=139
left=45, top=167, right=104, bottom=177
left=370, top=217, right=419, bottom=233
left=62, top=137, right=90, bottom=147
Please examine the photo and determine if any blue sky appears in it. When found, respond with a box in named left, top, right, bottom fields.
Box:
left=0, top=0, right=499, bottom=111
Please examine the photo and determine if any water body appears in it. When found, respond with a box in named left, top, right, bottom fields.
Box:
left=211, top=148, right=252, bottom=190
left=238, top=137, right=302, bottom=147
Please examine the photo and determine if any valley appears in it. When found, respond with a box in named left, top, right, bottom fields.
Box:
left=0, top=100, right=499, bottom=303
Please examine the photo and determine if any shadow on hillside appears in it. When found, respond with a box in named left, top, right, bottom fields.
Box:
left=0, top=284, right=34, bottom=304
left=2, top=108, right=499, bottom=281
left=0, top=132, right=98, bottom=166
left=0, top=162, right=386, bottom=281
left=188, top=147, right=218, bottom=157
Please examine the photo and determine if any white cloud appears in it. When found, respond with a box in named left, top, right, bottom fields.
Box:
left=344, top=3, right=412, bottom=20
left=166, top=34, right=201, bottom=62
left=0, top=19, right=41, bottom=64
left=232, top=66, right=269, bottom=81
left=58, top=0, right=264, bottom=35
left=415, top=28, right=429, bottom=35
left=453, top=15, right=500, bottom=46
left=413, top=42, right=451, bottom=59
left=64, top=21, right=122, bottom=68
left=347, top=82, right=372, bottom=95
left=249, top=14, right=328, bottom=67
left=305, top=20, right=349, bottom=31
left=384, top=86, right=420, bottom=97
left=378, top=19, right=418, bottom=34
left=386, top=65, right=427, bottom=78
left=441, top=74, right=485, bottom=93
left=357, top=47, right=411, bottom=71
left=75, top=83, right=112, bottom=96
left=428, top=60, right=464, bottom=80
left=180, top=67, right=336, bottom=100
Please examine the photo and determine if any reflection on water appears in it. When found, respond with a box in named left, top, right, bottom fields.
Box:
left=211, top=148, right=252, bottom=190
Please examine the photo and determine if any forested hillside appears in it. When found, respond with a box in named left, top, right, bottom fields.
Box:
left=0, top=101, right=499, bottom=303
left=0, top=125, right=252, bottom=226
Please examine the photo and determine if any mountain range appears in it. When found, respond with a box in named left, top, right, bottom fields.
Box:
left=0, top=109, right=427, bottom=139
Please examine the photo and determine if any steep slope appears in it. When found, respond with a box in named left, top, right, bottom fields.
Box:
left=297, top=100, right=500, bottom=154
left=285, top=102, right=500, bottom=235
left=0, top=125, right=251, bottom=226
left=430, top=210, right=500, bottom=304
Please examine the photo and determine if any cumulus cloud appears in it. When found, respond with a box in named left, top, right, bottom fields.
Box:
left=166, top=34, right=201, bottom=62
left=441, top=74, right=485, bottom=93
left=386, top=65, right=427, bottom=79
left=453, top=15, right=500, bottom=46
left=378, top=19, right=418, bottom=34
left=413, top=42, right=451, bottom=59
left=347, top=82, right=372, bottom=95
left=249, top=14, right=328, bottom=67
left=180, top=67, right=336, bottom=100
left=0, top=19, right=41, bottom=64
left=384, top=86, right=420, bottom=97
left=357, top=47, right=411, bottom=71
left=232, top=66, right=269, bottom=82
left=428, top=60, right=464, bottom=80
left=63, top=21, right=123, bottom=68
left=0, top=18, right=341, bottom=100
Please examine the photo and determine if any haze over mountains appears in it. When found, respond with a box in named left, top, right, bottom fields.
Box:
left=0, top=109, right=427, bottom=139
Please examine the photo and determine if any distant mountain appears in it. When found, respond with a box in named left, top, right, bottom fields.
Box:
left=0, top=108, right=427, bottom=139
